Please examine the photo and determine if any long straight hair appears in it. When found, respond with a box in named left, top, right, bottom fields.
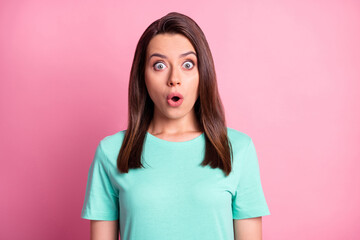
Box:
left=117, top=12, right=233, bottom=176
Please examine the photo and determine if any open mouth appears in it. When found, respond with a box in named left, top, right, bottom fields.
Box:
left=167, top=92, right=184, bottom=107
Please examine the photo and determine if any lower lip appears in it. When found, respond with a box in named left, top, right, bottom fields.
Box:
left=167, top=98, right=183, bottom=107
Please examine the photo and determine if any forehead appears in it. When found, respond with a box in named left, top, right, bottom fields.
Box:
left=146, top=33, right=196, bottom=56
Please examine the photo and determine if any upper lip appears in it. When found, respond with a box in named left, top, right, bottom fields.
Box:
left=167, top=92, right=184, bottom=100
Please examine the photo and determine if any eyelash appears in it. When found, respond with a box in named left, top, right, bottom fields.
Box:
left=153, top=60, right=195, bottom=71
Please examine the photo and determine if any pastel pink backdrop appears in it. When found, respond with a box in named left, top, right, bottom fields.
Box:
left=0, top=0, right=359, bottom=239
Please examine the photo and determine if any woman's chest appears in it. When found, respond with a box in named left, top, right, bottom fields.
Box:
left=112, top=163, right=237, bottom=217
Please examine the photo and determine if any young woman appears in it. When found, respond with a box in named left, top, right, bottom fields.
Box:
left=81, top=12, right=270, bottom=240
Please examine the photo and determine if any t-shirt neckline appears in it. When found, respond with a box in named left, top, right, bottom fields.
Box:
left=145, top=131, right=205, bottom=145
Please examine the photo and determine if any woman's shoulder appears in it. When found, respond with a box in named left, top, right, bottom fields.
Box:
left=101, top=129, right=126, bottom=143
left=97, top=129, right=127, bottom=156
left=226, top=126, right=253, bottom=147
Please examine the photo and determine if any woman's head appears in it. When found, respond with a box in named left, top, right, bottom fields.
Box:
left=128, top=12, right=223, bottom=129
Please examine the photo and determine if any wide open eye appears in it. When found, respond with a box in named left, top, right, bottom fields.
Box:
left=153, top=62, right=166, bottom=71
left=182, top=61, right=194, bottom=69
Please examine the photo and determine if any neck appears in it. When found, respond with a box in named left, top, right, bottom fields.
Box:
left=147, top=108, right=201, bottom=135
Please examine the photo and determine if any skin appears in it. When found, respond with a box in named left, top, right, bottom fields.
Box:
left=90, top=220, right=118, bottom=240
left=234, top=217, right=263, bottom=240
left=90, top=33, right=263, bottom=240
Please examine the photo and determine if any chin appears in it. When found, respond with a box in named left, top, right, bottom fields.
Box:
left=163, top=111, right=188, bottom=120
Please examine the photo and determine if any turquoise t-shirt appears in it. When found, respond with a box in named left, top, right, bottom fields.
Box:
left=81, top=127, right=270, bottom=239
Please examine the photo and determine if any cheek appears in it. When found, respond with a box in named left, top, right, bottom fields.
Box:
left=190, top=74, right=200, bottom=93
left=144, top=70, right=156, bottom=92
left=145, top=72, right=163, bottom=103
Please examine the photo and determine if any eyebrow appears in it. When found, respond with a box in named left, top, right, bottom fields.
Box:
left=148, top=51, right=197, bottom=61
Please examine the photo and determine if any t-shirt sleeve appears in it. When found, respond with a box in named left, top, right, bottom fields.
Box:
left=81, top=141, right=119, bottom=221
left=232, top=138, right=270, bottom=219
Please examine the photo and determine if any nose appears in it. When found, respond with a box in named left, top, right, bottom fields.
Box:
left=167, top=66, right=181, bottom=86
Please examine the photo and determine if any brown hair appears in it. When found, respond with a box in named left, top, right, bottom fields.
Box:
left=117, top=12, right=233, bottom=176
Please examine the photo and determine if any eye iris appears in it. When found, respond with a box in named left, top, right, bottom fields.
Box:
left=155, top=63, right=164, bottom=69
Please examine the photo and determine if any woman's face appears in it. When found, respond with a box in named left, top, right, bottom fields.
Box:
left=145, top=33, right=199, bottom=121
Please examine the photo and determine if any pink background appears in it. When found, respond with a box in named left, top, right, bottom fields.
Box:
left=1, top=0, right=359, bottom=239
